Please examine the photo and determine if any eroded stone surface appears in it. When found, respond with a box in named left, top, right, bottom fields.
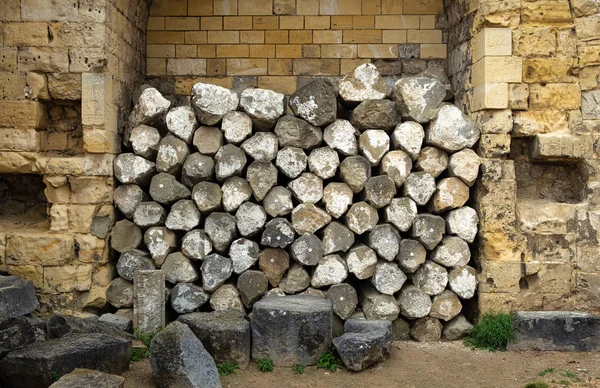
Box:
left=339, top=63, right=387, bottom=103
left=191, top=82, right=239, bottom=125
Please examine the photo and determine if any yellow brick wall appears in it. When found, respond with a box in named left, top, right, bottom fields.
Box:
left=146, top=0, right=447, bottom=94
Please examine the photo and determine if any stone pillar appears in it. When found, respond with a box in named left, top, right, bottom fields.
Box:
left=133, top=270, right=166, bottom=333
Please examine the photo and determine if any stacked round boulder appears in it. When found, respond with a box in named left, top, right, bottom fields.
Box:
left=110, top=63, right=480, bottom=342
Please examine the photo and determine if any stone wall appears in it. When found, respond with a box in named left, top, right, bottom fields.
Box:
left=145, top=0, right=448, bottom=95
left=0, top=0, right=151, bottom=314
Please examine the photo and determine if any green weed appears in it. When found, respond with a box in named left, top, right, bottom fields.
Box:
left=292, top=364, right=305, bottom=375
left=538, top=368, right=555, bottom=376
left=558, top=379, right=570, bottom=386
left=317, top=350, right=343, bottom=372
left=217, top=362, right=238, bottom=376
left=464, top=313, right=516, bottom=351
left=256, top=357, right=274, bottom=372
left=130, top=347, right=151, bottom=362
left=525, top=382, right=549, bottom=388
left=130, top=328, right=162, bottom=363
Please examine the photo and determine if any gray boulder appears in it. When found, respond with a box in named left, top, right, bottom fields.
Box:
left=98, top=314, right=132, bottom=333
left=426, top=104, right=480, bottom=152
left=0, top=317, right=37, bottom=358
left=191, top=82, right=239, bottom=125
left=239, top=88, right=285, bottom=129
left=0, top=276, right=39, bottom=322
left=170, top=283, right=210, bottom=314
left=333, top=319, right=392, bottom=372
left=49, top=368, right=125, bottom=388
left=351, top=99, right=401, bottom=131
left=392, top=76, right=446, bottom=123
left=289, top=79, right=337, bottom=127
left=274, top=115, right=323, bottom=150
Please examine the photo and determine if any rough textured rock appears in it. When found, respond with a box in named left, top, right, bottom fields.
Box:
left=308, top=147, right=339, bottom=179
left=448, top=266, right=477, bottom=299
left=263, top=186, right=294, bottom=217
left=371, top=262, right=407, bottom=295
left=166, top=105, right=198, bottom=143
left=246, top=161, right=278, bottom=201
left=445, top=206, right=479, bottom=243
left=229, top=238, right=260, bottom=274
left=339, top=63, right=387, bottom=103
left=351, top=99, right=401, bottom=131
left=114, top=185, right=146, bottom=219
left=275, top=146, right=307, bottom=179
left=181, top=153, right=214, bottom=188
left=323, top=119, right=358, bottom=156
left=416, top=147, right=448, bottom=178
left=322, top=221, right=355, bottom=254
left=327, top=284, right=358, bottom=320
left=311, top=255, right=348, bottom=288
left=165, top=199, right=201, bottom=231
left=210, top=285, right=244, bottom=312
left=133, top=202, right=167, bottom=228
left=392, top=318, right=411, bottom=341
left=0, top=334, right=131, bottom=388
left=149, top=173, right=191, bottom=205
left=340, top=156, right=371, bottom=193
left=192, top=182, right=222, bottom=214
left=133, top=271, right=166, bottom=334
left=346, top=244, right=378, bottom=279
left=191, top=82, right=239, bottom=125
left=430, top=177, right=470, bottom=213
left=366, top=224, right=400, bottom=262
left=251, top=295, right=332, bottom=366
left=156, top=135, right=189, bottom=175
left=259, top=248, right=290, bottom=287
left=380, top=150, right=412, bottom=187
left=204, top=212, right=237, bottom=252
left=291, top=204, right=332, bottom=235
left=323, top=182, right=354, bottom=218
left=359, top=130, right=390, bottom=166
left=426, top=104, right=480, bottom=152
left=346, top=201, right=379, bottom=234
left=289, top=78, right=337, bottom=127
left=193, top=126, right=223, bottom=156
left=384, top=197, right=418, bottom=232
left=0, top=317, right=37, bottom=358
left=239, top=88, right=286, bottom=129
left=413, top=260, right=448, bottom=296
left=291, top=234, right=323, bottom=266
left=181, top=230, right=213, bottom=261
left=130, top=125, right=160, bottom=159
left=214, top=144, right=247, bottom=182
left=392, top=76, right=446, bottom=123
left=222, top=111, right=252, bottom=144
left=397, top=285, right=432, bottom=319
left=431, top=236, right=471, bottom=268
left=241, top=132, right=278, bottom=161
left=235, top=203, right=267, bottom=238
left=261, top=218, right=295, bottom=248
left=237, top=270, right=268, bottom=307
left=150, top=321, right=221, bottom=388
left=110, top=220, right=142, bottom=253
left=448, top=148, right=480, bottom=186
left=106, top=278, right=134, bottom=309
left=170, top=283, right=209, bottom=314
left=333, top=320, right=392, bottom=372
left=289, top=173, right=323, bottom=204
left=391, top=121, right=424, bottom=160
left=411, top=317, right=443, bottom=342
left=360, top=284, right=400, bottom=321
left=411, top=214, right=446, bottom=249
left=397, top=239, right=427, bottom=273
left=364, top=175, right=396, bottom=209
left=127, top=87, right=170, bottom=137
left=443, top=315, right=473, bottom=340
left=430, top=290, right=462, bottom=321
left=145, top=227, right=177, bottom=266
left=162, top=252, right=199, bottom=284
left=402, top=172, right=436, bottom=206
left=49, top=368, right=125, bottom=388
left=178, top=311, right=251, bottom=369
left=201, top=254, right=233, bottom=292
left=98, top=313, right=133, bottom=332
left=279, top=263, right=311, bottom=294
left=113, top=154, right=155, bottom=185
left=221, top=177, right=252, bottom=213
left=275, top=115, right=323, bottom=150
left=116, top=250, right=155, bottom=281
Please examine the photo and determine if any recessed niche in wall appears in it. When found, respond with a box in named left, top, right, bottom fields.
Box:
left=510, top=138, right=585, bottom=204
left=0, top=174, right=49, bottom=231
left=40, top=101, right=83, bottom=155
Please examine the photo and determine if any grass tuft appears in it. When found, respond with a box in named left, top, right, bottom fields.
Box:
left=130, top=328, right=162, bottom=363
left=525, top=382, right=549, bottom=388
left=317, top=350, right=344, bottom=372
left=292, top=364, right=305, bottom=375
left=217, top=362, right=238, bottom=376
left=464, top=312, right=516, bottom=351
left=256, top=357, right=274, bottom=373
left=538, top=368, right=555, bottom=376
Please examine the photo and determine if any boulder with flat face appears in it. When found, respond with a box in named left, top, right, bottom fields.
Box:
left=0, top=276, right=39, bottom=322
left=333, top=320, right=392, bottom=372
left=191, top=82, right=239, bottom=125
left=49, top=368, right=125, bottom=388
left=392, top=76, right=446, bottom=123
left=339, top=63, right=387, bottom=103
left=239, top=88, right=286, bottom=129
left=426, top=104, right=480, bottom=152
left=275, top=115, right=323, bottom=150
left=289, top=78, right=337, bottom=127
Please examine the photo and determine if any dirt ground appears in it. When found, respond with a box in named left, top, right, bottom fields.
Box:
left=123, top=341, right=600, bottom=388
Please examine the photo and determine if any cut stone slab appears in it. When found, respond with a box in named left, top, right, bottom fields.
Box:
left=384, top=197, right=418, bottom=232
left=181, top=153, right=214, bottom=188
left=275, top=115, right=323, bottom=150
left=346, top=201, right=379, bottom=235
left=166, top=105, right=198, bottom=143
left=323, top=182, right=354, bottom=218
left=392, top=76, right=446, bottom=123
left=291, top=234, right=323, bottom=266
left=448, top=148, right=480, bottom=186
left=445, top=206, right=479, bottom=243
left=133, top=202, right=167, bottom=228
left=192, top=182, right=222, bottom=214
left=178, top=311, right=251, bottom=369
left=222, top=111, right=253, bottom=145
left=396, top=285, right=432, bottom=319
left=229, top=238, right=260, bottom=274
left=340, top=155, right=371, bottom=193
left=0, top=333, right=131, bottom=388
left=237, top=270, right=268, bottom=308
left=181, top=230, right=213, bottom=261
left=201, top=254, right=233, bottom=292
left=116, top=250, right=155, bottom=281
left=364, top=175, right=396, bottom=209
left=411, top=214, right=445, bottom=250
left=106, top=278, right=133, bottom=309
left=411, top=317, right=443, bottom=342
left=443, top=315, right=473, bottom=341
left=508, top=311, right=600, bottom=352
left=416, top=147, right=448, bottom=178
left=359, top=129, right=390, bottom=166
left=114, top=184, right=146, bottom=219
left=402, top=172, right=436, bottom=206
left=170, top=283, right=209, bottom=314
left=98, top=313, right=133, bottom=333
left=241, top=132, right=278, bottom=161
left=145, top=227, right=177, bottom=267
left=149, top=173, right=191, bottom=205
left=397, top=239, right=427, bottom=273
left=279, top=263, right=310, bottom=294
left=448, top=266, right=477, bottom=299
left=426, top=104, right=480, bottom=152
left=351, top=99, right=401, bottom=131
left=209, top=285, right=244, bottom=313
left=246, top=161, right=278, bottom=201
left=311, top=255, right=348, bottom=288
left=413, top=260, right=448, bottom=296
left=289, top=78, right=337, bottom=127
left=327, top=283, right=359, bottom=320
left=346, top=244, right=378, bottom=280
left=360, top=283, right=400, bottom=321
left=45, top=315, right=135, bottom=342
left=0, top=317, right=37, bottom=358
left=239, top=87, right=286, bottom=129
left=263, top=186, right=294, bottom=217
left=204, top=212, right=238, bottom=253
left=150, top=321, right=221, bottom=388
left=430, top=290, right=462, bottom=321
left=431, top=236, right=471, bottom=268
left=49, top=368, right=125, bottom=388
left=156, top=135, right=189, bottom=175
left=235, top=203, right=267, bottom=237
left=371, top=262, right=407, bottom=295
left=165, top=199, right=201, bottom=231
left=308, top=147, right=339, bottom=180
left=430, top=177, right=470, bottom=213
left=291, top=204, right=332, bottom=235
left=162, top=252, right=199, bottom=284
left=380, top=150, right=412, bottom=187
left=130, top=125, right=160, bottom=160
left=110, top=220, right=142, bottom=253
left=288, top=172, right=323, bottom=204
left=251, top=295, right=333, bottom=366
left=261, top=218, right=295, bottom=248
left=113, top=153, right=156, bottom=185
left=338, top=63, right=387, bottom=103
left=391, top=121, right=424, bottom=160
left=366, top=224, right=400, bottom=262
left=333, top=319, right=392, bottom=372
left=275, top=146, right=307, bottom=179
left=322, top=221, right=355, bottom=254
left=323, top=119, right=358, bottom=156
left=214, top=144, right=247, bottom=182
left=191, top=82, right=239, bottom=125
left=221, top=177, right=252, bottom=213
left=259, top=248, right=290, bottom=287
left=193, top=126, right=223, bottom=156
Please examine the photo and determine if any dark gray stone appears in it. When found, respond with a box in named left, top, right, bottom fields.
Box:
left=333, top=319, right=392, bottom=372
left=106, top=278, right=133, bottom=309
left=237, top=270, right=268, bottom=308
left=251, top=295, right=333, bottom=366
left=150, top=321, right=221, bottom=388
left=289, top=78, right=337, bottom=127
left=49, top=368, right=125, bottom=388
left=350, top=99, right=401, bottom=131
left=261, top=218, right=295, bottom=248
left=45, top=315, right=135, bottom=342
left=0, top=317, right=37, bottom=358
left=116, top=250, right=155, bottom=282
left=274, top=115, right=323, bottom=150
left=149, top=173, right=191, bottom=205
left=509, top=311, right=600, bottom=352
left=392, top=76, right=446, bottom=123
left=0, top=333, right=131, bottom=388
left=0, top=276, right=39, bottom=322
left=98, top=314, right=133, bottom=333
left=178, top=311, right=251, bottom=369
left=170, top=283, right=210, bottom=314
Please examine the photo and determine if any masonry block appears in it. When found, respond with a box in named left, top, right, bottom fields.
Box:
left=472, top=57, right=522, bottom=87
left=473, top=28, right=512, bottom=62
left=472, top=83, right=509, bottom=111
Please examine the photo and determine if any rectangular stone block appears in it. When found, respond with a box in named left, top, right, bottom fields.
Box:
left=83, top=129, right=120, bottom=154
left=343, top=30, right=382, bottom=43
left=320, top=0, right=362, bottom=14
left=167, top=58, right=207, bottom=75
left=258, top=76, right=297, bottom=95
left=582, top=90, right=600, bottom=120
left=472, top=56, right=522, bottom=87
left=522, top=0, right=574, bottom=25
left=147, top=44, right=176, bottom=58
left=146, top=31, right=185, bottom=44
left=44, top=264, right=93, bottom=294
left=375, top=15, right=420, bottom=29
left=268, top=59, right=293, bottom=75
left=313, top=30, right=343, bottom=44
left=472, top=109, right=513, bottom=134
left=403, top=0, right=443, bottom=14
left=0, top=129, right=39, bottom=152
left=513, top=110, right=568, bottom=136
left=477, top=134, right=511, bottom=157
left=279, top=16, right=304, bottom=29
left=0, top=71, right=27, bottom=99
left=523, top=57, right=576, bottom=83
left=293, top=59, right=340, bottom=75
left=21, top=0, right=79, bottom=21
left=82, top=74, right=113, bottom=128
left=201, top=17, right=223, bottom=31
left=275, top=0, right=296, bottom=14
left=45, top=156, right=84, bottom=175
left=147, top=17, right=165, bottom=30
left=250, top=45, right=276, bottom=58
left=381, top=0, right=402, bottom=14
left=207, top=31, right=239, bottom=44
left=239, top=0, right=273, bottom=15
left=472, top=83, right=509, bottom=111
left=6, top=234, right=74, bottom=267
left=305, top=16, right=330, bottom=29
left=357, top=44, right=398, bottom=58
left=517, top=201, right=579, bottom=235
left=134, top=270, right=166, bottom=334
left=382, top=30, right=407, bottom=43
left=0, top=101, right=48, bottom=129
left=531, top=134, right=592, bottom=159
left=407, top=30, right=443, bottom=44
left=254, top=16, right=279, bottom=30
left=472, top=28, right=512, bottom=62
left=0, top=48, right=17, bottom=71
left=67, top=204, right=96, bottom=233
left=297, top=0, right=319, bottom=14
left=508, top=83, right=529, bottom=110
left=0, top=0, right=20, bottom=21
left=241, top=31, right=265, bottom=44
left=17, top=47, right=69, bottom=73
left=275, top=45, right=302, bottom=58
left=321, top=44, right=358, bottom=59
left=227, top=59, right=268, bottom=75
left=4, top=23, right=49, bottom=46
left=420, top=43, right=447, bottom=59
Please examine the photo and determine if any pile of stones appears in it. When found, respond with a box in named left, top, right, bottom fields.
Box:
left=110, top=63, right=480, bottom=342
